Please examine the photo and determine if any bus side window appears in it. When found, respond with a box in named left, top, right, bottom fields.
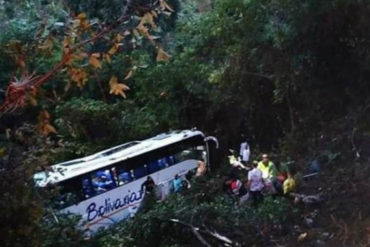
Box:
left=165, top=156, right=175, bottom=166
left=174, top=146, right=199, bottom=162
left=53, top=178, right=83, bottom=209
left=174, top=151, right=184, bottom=163
left=133, top=165, right=148, bottom=179
left=91, top=169, right=116, bottom=195
left=148, top=160, right=160, bottom=173
left=82, top=176, right=95, bottom=199
left=116, top=168, right=133, bottom=185
left=158, top=158, right=167, bottom=169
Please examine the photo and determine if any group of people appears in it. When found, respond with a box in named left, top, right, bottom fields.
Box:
left=141, top=160, right=207, bottom=198
left=140, top=139, right=297, bottom=209
left=139, top=173, right=188, bottom=213
left=225, top=140, right=296, bottom=207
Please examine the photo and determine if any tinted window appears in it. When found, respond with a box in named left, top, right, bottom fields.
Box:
left=115, top=165, right=133, bottom=185
left=147, top=160, right=161, bottom=173
left=158, top=157, right=169, bottom=168
left=82, top=177, right=94, bottom=199
left=90, top=169, right=116, bottom=195
left=51, top=177, right=84, bottom=209
left=133, top=165, right=148, bottom=179
left=165, top=156, right=175, bottom=166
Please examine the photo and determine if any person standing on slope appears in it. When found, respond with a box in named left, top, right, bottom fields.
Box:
left=258, top=154, right=278, bottom=180
left=258, top=154, right=279, bottom=194
left=239, top=139, right=251, bottom=165
left=247, top=160, right=264, bottom=207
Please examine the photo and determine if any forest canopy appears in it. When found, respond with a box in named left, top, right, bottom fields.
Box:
left=1, top=0, right=370, bottom=246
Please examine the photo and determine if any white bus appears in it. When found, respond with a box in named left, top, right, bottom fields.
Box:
left=34, top=129, right=218, bottom=233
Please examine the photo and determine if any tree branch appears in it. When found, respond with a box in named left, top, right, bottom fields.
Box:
left=169, top=219, right=237, bottom=247
left=0, top=0, right=152, bottom=113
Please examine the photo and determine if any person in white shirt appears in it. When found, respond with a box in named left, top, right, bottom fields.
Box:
left=239, top=140, right=251, bottom=165
left=247, top=160, right=264, bottom=207
left=239, top=141, right=246, bottom=157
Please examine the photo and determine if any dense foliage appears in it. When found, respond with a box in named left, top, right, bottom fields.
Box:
left=1, top=0, right=370, bottom=246
left=93, top=182, right=295, bottom=246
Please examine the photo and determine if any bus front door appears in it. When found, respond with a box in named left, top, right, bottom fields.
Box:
left=204, top=136, right=219, bottom=171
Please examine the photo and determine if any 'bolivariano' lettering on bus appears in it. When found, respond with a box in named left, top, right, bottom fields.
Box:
left=86, top=190, right=144, bottom=221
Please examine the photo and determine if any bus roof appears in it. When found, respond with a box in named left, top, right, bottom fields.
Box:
left=34, top=129, right=204, bottom=187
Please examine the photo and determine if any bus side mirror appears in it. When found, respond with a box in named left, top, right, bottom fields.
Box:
left=204, top=136, right=219, bottom=149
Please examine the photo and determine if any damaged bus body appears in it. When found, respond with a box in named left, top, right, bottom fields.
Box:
left=34, top=129, right=218, bottom=233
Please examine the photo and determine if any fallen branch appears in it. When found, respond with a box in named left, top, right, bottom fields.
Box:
left=191, top=226, right=212, bottom=247
left=302, top=172, right=319, bottom=179
left=203, top=224, right=234, bottom=246
left=290, top=192, right=326, bottom=204
left=169, top=219, right=238, bottom=246
left=170, top=219, right=211, bottom=247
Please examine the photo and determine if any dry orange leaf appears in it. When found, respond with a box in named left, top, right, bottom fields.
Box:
left=77, top=13, right=87, bottom=20
left=139, top=12, right=156, bottom=28
left=124, top=69, right=134, bottom=80
left=63, top=38, right=71, bottom=56
left=28, top=95, right=38, bottom=106
left=151, top=10, right=158, bottom=18
left=156, top=48, right=171, bottom=62
left=91, top=52, right=100, bottom=58
left=38, top=110, right=57, bottom=136
left=69, top=68, right=88, bottom=87
left=115, top=34, right=124, bottom=42
left=136, top=25, right=153, bottom=42
left=62, top=38, right=70, bottom=48
left=80, top=20, right=90, bottom=30
left=72, top=52, right=88, bottom=60
left=104, top=54, right=112, bottom=63
left=89, top=54, right=101, bottom=69
left=40, top=124, right=57, bottom=136
left=108, top=44, right=119, bottom=56
left=109, top=76, right=130, bottom=98
left=160, top=0, right=174, bottom=12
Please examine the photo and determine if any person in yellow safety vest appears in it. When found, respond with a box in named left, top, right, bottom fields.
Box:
left=257, top=154, right=278, bottom=179
left=283, top=173, right=296, bottom=195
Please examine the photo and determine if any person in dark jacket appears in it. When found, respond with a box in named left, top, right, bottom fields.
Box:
left=141, top=176, right=156, bottom=194
left=139, top=176, right=157, bottom=213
